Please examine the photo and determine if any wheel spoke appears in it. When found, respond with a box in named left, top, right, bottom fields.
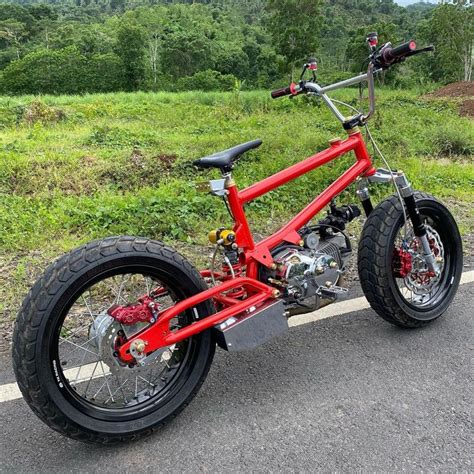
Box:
left=57, top=272, right=190, bottom=410
left=60, top=335, right=99, bottom=357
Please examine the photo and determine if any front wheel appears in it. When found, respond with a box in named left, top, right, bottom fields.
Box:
left=12, top=236, right=215, bottom=444
left=358, top=192, right=463, bottom=328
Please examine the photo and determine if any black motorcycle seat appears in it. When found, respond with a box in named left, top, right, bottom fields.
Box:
left=193, top=139, right=262, bottom=171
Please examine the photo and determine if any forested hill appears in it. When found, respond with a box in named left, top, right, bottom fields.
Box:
left=0, top=0, right=471, bottom=95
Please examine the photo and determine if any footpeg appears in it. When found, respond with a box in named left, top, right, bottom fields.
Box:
left=318, top=285, right=348, bottom=299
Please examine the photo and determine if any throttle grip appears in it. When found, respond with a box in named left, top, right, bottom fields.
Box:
left=271, top=82, right=302, bottom=99
left=271, top=86, right=292, bottom=99
left=382, top=40, right=417, bottom=64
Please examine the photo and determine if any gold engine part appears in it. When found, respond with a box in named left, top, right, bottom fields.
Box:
left=209, top=228, right=236, bottom=246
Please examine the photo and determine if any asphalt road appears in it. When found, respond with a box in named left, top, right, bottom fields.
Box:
left=0, top=280, right=472, bottom=472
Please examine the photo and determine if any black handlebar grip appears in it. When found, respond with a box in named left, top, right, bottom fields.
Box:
left=383, top=40, right=417, bottom=63
left=271, top=86, right=292, bottom=99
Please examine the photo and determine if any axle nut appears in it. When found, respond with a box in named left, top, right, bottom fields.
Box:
left=130, top=339, right=146, bottom=354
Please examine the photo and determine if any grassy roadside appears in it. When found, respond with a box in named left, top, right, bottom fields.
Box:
left=0, top=88, right=472, bottom=328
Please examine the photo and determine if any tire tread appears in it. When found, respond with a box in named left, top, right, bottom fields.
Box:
left=13, top=236, right=213, bottom=444
left=358, top=192, right=446, bottom=328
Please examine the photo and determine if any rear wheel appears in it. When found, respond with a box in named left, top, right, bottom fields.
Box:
left=358, top=193, right=462, bottom=328
left=12, top=236, right=215, bottom=444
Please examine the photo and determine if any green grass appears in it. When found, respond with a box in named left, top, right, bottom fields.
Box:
left=0, top=88, right=472, bottom=321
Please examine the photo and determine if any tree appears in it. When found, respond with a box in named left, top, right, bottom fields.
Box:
left=0, top=46, right=87, bottom=95
left=421, top=3, right=473, bottom=82
left=115, top=23, right=146, bottom=91
left=0, top=20, right=27, bottom=59
left=346, top=22, right=400, bottom=73
left=148, top=31, right=160, bottom=86
left=266, top=0, right=324, bottom=74
left=213, top=45, right=249, bottom=79
left=0, top=46, right=124, bottom=95
left=87, top=52, right=124, bottom=92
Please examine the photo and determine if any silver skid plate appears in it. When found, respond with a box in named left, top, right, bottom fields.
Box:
left=213, top=300, right=287, bottom=352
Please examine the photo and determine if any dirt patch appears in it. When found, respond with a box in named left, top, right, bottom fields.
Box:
left=155, top=154, right=178, bottom=170
left=130, top=147, right=145, bottom=169
left=429, top=81, right=474, bottom=98
left=459, top=99, right=474, bottom=118
left=427, top=82, right=474, bottom=118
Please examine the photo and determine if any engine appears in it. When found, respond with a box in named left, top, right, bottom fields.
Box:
left=261, top=229, right=352, bottom=316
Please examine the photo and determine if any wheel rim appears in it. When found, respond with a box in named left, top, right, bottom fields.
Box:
left=391, top=208, right=454, bottom=314
left=52, top=270, right=197, bottom=419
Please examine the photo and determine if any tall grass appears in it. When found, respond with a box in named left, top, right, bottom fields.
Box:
left=0, top=88, right=472, bottom=254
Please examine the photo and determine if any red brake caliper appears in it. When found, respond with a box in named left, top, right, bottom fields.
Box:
left=108, top=295, right=159, bottom=325
left=393, top=248, right=412, bottom=278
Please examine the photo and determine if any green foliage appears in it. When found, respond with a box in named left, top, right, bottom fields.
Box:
left=419, top=4, right=473, bottom=83
left=0, top=0, right=470, bottom=93
left=266, top=0, right=323, bottom=67
left=177, top=70, right=236, bottom=92
left=0, top=46, right=124, bottom=94
left=432, top=127, right=474, bottom=157
left=116, top=23, right=146, bottom=91
left=0, top=88, right=471, bottom=254
left=20, top=99, right=66, bottom=124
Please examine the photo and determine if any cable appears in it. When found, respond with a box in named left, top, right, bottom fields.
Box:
left=364, top=125, right=408, bottom=240
left=326, top=98, right=408, bottom=240
left=210, top=243, right=236, bottom=287
left=330, top=98, right=361, bottom=115
left=222, top=197, right=234, bottom=220
left=210, top=246, right=219, bottom=286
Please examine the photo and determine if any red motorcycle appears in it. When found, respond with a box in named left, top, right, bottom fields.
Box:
left=13, top=36, right=462, bottom=443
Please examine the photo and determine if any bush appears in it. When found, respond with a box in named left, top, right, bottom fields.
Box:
left=21, top=100, right=66, bottom=125
left=176, top=69, right=237, bottom=92
left=432, top=127, right=474, bottom=157
left=0, top=47, right=125, bottom=95
left=0, top=46, right=87, bottom=95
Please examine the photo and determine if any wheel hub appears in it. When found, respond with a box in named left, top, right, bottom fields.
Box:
left=400, top=225, right=444, bottom=296
left=89, top=313, right=169, bottom=376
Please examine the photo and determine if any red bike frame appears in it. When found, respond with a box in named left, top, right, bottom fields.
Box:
left=118, top=130, right=376, bottom=362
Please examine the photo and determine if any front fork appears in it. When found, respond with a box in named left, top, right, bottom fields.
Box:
left=356, top=169, right=440, bottom=275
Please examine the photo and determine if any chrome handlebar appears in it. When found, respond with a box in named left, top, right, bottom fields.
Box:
left=303, top=63, right=380, bottom=125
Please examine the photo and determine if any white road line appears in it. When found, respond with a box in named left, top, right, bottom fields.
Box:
left=289, top=295, right=368, bottom=328
left=291, top=268, right=474, bottom=327
left=460, top=269, right=474, bottom=284
left=0, top=383, right=23, bottom=404
left=1, top=270, right=473, bottom=404
left=0, top=362, right=108, bottom=404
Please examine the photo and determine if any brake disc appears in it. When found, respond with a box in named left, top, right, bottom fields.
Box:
left=90, top=314, right=172, bottom=377
left=405, top=225, right=444, bottom=296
